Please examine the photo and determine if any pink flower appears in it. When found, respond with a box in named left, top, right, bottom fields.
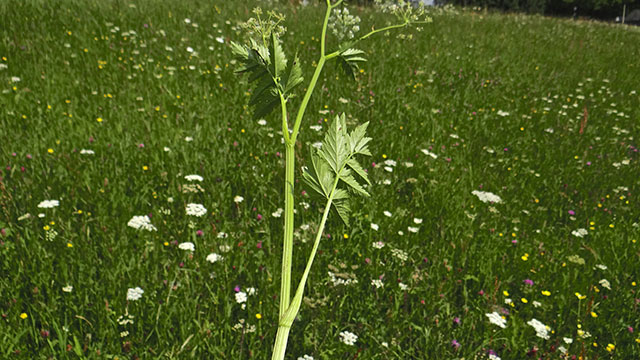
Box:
left=196, top=230, right=204, bottom=237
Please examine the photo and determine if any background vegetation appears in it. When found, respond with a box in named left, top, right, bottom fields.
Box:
left=1, top=0, right=639, bottom=358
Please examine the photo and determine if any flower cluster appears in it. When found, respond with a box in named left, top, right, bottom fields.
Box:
left=328, top=7, right=361, bottom=42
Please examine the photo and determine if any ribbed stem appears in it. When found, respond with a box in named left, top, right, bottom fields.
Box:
left=271, top=326, right=291, bottom=360
left=280, top=143, right=295, bottom=318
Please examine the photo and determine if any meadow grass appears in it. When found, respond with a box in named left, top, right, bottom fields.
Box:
left=1, top=0, right=639, bottom=358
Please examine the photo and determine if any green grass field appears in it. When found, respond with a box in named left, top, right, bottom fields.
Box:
left=1, top=0, right=639, bottom=358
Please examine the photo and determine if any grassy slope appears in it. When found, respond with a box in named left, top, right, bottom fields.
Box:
left=0, top=1, right=639, bottom=358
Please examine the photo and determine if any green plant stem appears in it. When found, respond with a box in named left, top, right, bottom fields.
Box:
left=280, top=142, right=295, bottom=319
left=272, top=172, right=340, bottom=360
left=358, top=21, right=409, bottom=42
left=271, top=326, right=291, bottom=360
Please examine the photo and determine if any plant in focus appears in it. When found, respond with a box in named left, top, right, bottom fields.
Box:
left=231, top=1, right=433, bottom=358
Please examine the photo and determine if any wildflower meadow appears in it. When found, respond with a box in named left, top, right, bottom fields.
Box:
left=1, top=0, right=639, bottom=359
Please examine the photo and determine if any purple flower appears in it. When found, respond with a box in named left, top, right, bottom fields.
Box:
left=451, top=339, right=461, bottom=349
left=453, top=317, right=461, bottom=325
left=523, top=279, right=534, bottom=286
left=234, top=285, right=240, bottom=293
left=196, top=230, right=204, bottom=237
left=568, top=210, right=575, bottom=215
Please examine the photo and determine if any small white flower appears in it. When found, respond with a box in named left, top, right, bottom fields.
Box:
left=486, top=312, right=507, bottom=328
left=371, top=279, right=383, bottom=289
left=472, top=190, right=502, bottom=204
left=247, top=287, right=256, bottom=296
left=413, top=218, right=423, bottom=224
left=383, top=211, right=392, bottom=217
left=186, top=203, right=207, bottom=217
left=384, top=166, right=393, bottom=173
left=595, top=264, right=607, bottom=270
left=497, top=110, right=510, bottom=117
left=235, top=291, right=247, bottom=304
left=297, top=355, right=314, bottom=360
left=178, top=242, right=195, bottom=251
left=0, top=63, right=7, bottom=70
left=489, top=354, right=501, bottom=360
left=403, top=162, right=414, bottom=167
left=184, top=136, right=193, bottom=142
left=186, top=46, right=194, bottom=53
left=38, top=213, right=45, bottom=218
left=571, top=228, right=588, bottom=238
left=257, top=119, right=267, bottom=126
left=219, top=244, right=231, bottom=252
left=599, top=278, right=611, bottom=290
left=62, top=285, right=73, bottom=293
left=79, top=149, right=95, bottom=155
left=309, top=125, right=323, bottom=131
left=399, top=282, right=408, bottom=291
left=421, top=149, right=438, bottom=159
left=312, top=141, right=322, bottom=149
left=38, top=200, right=60, bottom=208
left=382, top=179, right=391, bottom=185
left=339, top=331, right=358, bottom=346
left=233, top=195, right=244, bottom=203
left=164, top=146, right=171, bottom=152
left=407, top=226, right=419, bottom=233
left=527, top=318, right=550, bottom=340
left=370, top=223, right=379, bottom=231
left=558, top=346, right=567, bottom=354
left=563, top=337, right=573, bottom=344
left=11, top=76, right=21, bottom=83
left=272, top=208, right=283, bottom=218
left=184, top=174, right=203, bottom=182
left=532, top=301, right=542, bottom=308
left=127, top=287, right=144, bottom=301
left=384, top=159, right=397, bottom=167
left=127, top=215, right=157, bottom=231
left=206, top=253, right=223, bottom=263
left=216, top=36, right=224, bottom=43
left=372, top=241, right=385, bottom=249
left=184, top=18, right=191, bottom=24
left=217, top=232, right=228, bottom=239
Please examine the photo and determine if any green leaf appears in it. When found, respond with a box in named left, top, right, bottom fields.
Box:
left=302, top=149, right=333, bottom=199
left=332, top=199, right=351, bottom=226
left=337, top=48, right=367, bottom=80
left=270, top=33, right=287, bottom=79
left=232, top=38, right=286, bottom=119
left=347, top=158, right=370, bottom=185
left=318, top=114, right=349, bottom=174
left=341, top=172, right=369, bottom=197
left=283, top=53, right=303, bottom=95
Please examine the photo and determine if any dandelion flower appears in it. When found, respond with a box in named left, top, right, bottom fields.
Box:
left=126, top=287, right=144, bottom=301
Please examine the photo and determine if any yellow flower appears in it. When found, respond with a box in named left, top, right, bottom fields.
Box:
left=606, top=344, right=615, bottom=352
left=541, top=290, right=551, bottom=296
left=67, top=243, right=73, bottom=248
left=503, top=290, right=509, bottom=296
left=142, top=165, right=149, bottom=171
left=382, top=154, right=387, bottom=159
left=343, top=234, right=349, bottom=239
left=43, top=225, right=50, bottom=231
left=590, top=311, right=597, bottom=318
left=19, top=313, right=28, bottom=319
left=521, top=298, right=528, bottom=303
left=163, top=242, right=169, bottom=246
left=255, top=313, right=262, bottom=320
left=97, top=117, right=103, bottom=123
left=632, top=281, right=637, bottom=287
left=48, top=148, right=54, bottom=154
left=575, top=292, right=586, bottom=300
